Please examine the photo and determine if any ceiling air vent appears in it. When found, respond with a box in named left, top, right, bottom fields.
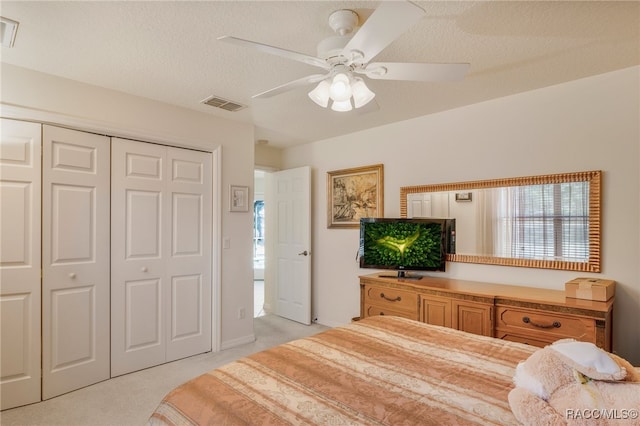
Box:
left=201, top=95, right=247, bottom=112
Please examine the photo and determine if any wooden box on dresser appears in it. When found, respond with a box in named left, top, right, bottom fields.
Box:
left=359, top=273, right=614, bottom=351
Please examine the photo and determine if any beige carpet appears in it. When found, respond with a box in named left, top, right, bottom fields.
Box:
left=1, top=315, right=328, bottom=426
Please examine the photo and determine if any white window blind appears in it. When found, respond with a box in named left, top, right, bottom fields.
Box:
left=494, top=182, right=589, bottom=261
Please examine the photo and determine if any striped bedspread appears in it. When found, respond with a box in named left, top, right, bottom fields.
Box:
left=149, top=316, right=537, bottom=425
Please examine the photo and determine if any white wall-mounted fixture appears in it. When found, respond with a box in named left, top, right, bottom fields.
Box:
left=0, top=17, right=19, bottom=48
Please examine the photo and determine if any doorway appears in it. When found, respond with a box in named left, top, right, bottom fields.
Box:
left=254, top=170, right=266, bottom=317
left=252, top=166, right=312, bottom=324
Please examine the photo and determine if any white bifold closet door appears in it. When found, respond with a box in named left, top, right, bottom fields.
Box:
left=42, top=125, right=111, bottom=400
left=0, top=119, right=42, bottom=410
left=111, top=138, right=212, bottom=377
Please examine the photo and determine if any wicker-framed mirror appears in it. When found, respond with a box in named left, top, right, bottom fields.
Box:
left=400, top=171, right=601, bottom=272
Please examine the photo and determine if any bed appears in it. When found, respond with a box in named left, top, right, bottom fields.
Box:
left=149, top=316, right=538, bottom=425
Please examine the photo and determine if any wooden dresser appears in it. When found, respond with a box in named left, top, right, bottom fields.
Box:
left=359, top=273, right=614, bottom=351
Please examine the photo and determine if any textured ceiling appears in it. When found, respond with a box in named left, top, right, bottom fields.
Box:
left=1, top=1, right=638, bottom=148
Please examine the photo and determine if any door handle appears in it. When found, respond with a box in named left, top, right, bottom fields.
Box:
left=298, top=250, right=309, bottom=256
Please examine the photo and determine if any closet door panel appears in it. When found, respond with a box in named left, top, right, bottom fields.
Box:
left=112, top=140, right=212, bottom=374
left=126, top=190, right=162, bottom=258
left=111, top=139, right=166, bottom=376
left=0, top=119, right=42, bottom=410
left=125, top=278, right=162, bottom=349
left=42, top=125, right=110, bottom=399
left=166, top=147, right=211, bottom=361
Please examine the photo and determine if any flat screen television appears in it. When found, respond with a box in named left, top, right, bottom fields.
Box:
left=359, top=217, right=455, bottom=279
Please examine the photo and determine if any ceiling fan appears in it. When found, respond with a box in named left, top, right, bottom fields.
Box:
left=218, top=1, right=470, bottom=112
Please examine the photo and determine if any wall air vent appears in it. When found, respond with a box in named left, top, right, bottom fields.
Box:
left=200, top=95, right=247, bottom=112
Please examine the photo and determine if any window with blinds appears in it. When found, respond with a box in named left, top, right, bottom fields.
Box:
left=495, top=182, right=589, bottom=261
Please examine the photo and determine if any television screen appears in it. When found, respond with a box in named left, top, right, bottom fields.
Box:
left=359, top=218, right=453, bottom=277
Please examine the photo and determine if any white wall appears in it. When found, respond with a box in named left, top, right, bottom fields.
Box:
left=255, top=144, right=282, bottom=170
left=282, top=66, right=640, bottom=364
left=1, top=64, right=257, bottom=349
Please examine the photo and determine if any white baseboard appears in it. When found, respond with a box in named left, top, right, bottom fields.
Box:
left=220, top=333, right=256, bottom=350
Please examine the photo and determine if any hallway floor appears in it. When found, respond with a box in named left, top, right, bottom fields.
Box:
left=254, top=279, right=264, bottom=317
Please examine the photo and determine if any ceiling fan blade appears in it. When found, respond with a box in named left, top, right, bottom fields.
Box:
left=343, top=1, right=426, bottom=63
left=253, top=74, right=328, bottom=99
left=364, top=62, right=470, bottom=81
left=218, top=36, right=330, bottom=70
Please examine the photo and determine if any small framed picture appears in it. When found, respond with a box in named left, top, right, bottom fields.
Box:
left=455, top=192, right=472, bottom=202
left=229, top=185, right=249, bottom=212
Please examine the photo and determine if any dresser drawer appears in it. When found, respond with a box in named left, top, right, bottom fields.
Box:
left=496, top=306, right=596, bottom=343
left=364, top=285, right=418, bottom=313
left=364, top=304, right=418, bottom=320
left=495, top=331, right=557, bottom=348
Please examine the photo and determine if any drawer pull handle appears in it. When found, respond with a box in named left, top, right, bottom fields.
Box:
left=522, top=316, right=561, bottom=329
left=380, top=293, right=401, bottom=302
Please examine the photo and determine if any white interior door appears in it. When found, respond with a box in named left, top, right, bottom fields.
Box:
left=111, top=139, right=167, bottom=376
left=111, top=139, right=212, bottom=376
left=42, top=125, right=111, bottom=399
left=0, top=119, right=42, bottom=410
left=165, top=146, right=211, bottom=362
left=268, top=166, right=311, bottom=325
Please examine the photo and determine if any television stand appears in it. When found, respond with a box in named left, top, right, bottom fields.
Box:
left=379, top=271, right=423, bottom=280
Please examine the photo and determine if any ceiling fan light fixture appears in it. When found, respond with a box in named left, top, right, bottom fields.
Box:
left=308, top=80, right=331, bottom=107
left=351, top=78, right=375, bottom=108
left=331, top=99, right=353, bottom=112
left=329, top=73, right=352, bottom=102
left=307, top=73, right=374, bottom=111
left=222, top=2, right=469, bottom=115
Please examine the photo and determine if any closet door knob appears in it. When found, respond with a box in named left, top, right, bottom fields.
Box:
left=69, top=272, right=76, bottom=279
left=141, top=267, right=148, bottom=272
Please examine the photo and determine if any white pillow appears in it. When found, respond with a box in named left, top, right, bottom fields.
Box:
left=550, top=340, right=620, bottom=376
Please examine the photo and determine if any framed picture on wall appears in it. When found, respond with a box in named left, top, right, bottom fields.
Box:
left=229, top=185, right=249, bottom=212
left=327, top=164, right=383, bottom=228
